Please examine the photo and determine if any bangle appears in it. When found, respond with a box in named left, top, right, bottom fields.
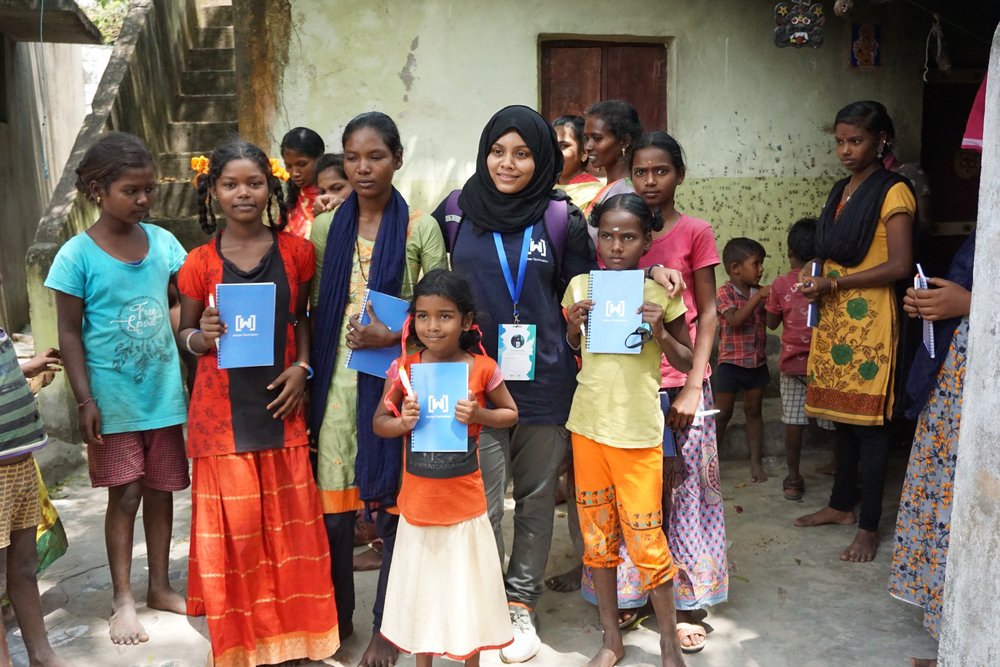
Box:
left=829, top=279, right=839, bottom=296
left=565, top=332, right=581, bottom=351
left=645, top=264, right=664, bottom=280
left=291, top=361, right=314, bottom=379
left=77, top=397, right=95, bottom=410
left=185, top=329, right=206, bottom=356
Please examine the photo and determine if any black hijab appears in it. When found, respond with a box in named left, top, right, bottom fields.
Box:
left=458, top=105, right=564, bottom=233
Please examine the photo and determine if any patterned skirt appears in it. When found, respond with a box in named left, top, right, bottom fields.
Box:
left=888, top=319, right=968, bottom=640
left=187, top=446, right=340, bottom=667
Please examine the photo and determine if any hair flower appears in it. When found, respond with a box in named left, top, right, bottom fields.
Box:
left=269, top=158, right=290, bottom=182
left=190, top=155, right=210, bottom=189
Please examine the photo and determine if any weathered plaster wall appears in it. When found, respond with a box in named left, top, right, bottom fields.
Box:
left=270, top=0, right=926, bottom=279
left=939, top=26, right=1000, bottom=667
left=0, top=38, right=84, bottom=331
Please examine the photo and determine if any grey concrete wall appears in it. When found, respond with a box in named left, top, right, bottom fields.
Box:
left=939, top=25, right=1000, bottom=667
left=0, top=38, right=84, bottom=332
left=27, top=0, right=199, bottom=440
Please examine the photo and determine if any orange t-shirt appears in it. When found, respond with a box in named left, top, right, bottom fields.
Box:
left=389, top=352, right=503, bottom=526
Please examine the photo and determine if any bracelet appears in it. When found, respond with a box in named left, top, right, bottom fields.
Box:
left=645, top=264, right=664, bottom=280
left=77, top=397, right=95, bottom=410
left=291, top=361, right=314, bottom=379
left=565, top=332, right=581, bottom=351
left=829, top=279, right=839, bottom=296
left=185, top=329, right=206, bottom=356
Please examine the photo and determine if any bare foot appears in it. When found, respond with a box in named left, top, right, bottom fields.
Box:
left=353, top=545, right=382, bottom=572
left=794, top=506, right=855, bottom=528
left=661, top=634, right=688, bottom=667
left=911, top=658, right=937, bottom=667
left=28, top=651, right=74, bottom=667
left=750, top=465, right=768, bottom=483
left=586, top=643, right=624, bottom=667
left=840, top=529, right=879, bottom=562
left=358, top=632, right=398, bottom=667
left=545, top=564, right=583, bottom=593
left=147, top=586, right=187, bottom=615
left=110, top=597, right=149, bottom=645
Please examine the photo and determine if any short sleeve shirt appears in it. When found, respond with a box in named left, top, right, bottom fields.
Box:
left=563, top=275, right=687, bottom=448
left=716, top=281, right=767, bottom=368
left=0, top=328, right=47, bottom=459
left=766, top=269, right=812, bottom=376
left=44, top=224, right=188, bottom=434
left=639, top=214, right=720, bottom=387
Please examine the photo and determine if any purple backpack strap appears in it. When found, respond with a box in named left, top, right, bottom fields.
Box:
left=443, top=189, right=463, bottom=252
left=444, top=189, right=569, bottom=269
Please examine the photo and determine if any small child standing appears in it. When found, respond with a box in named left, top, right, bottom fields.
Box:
left=0, top=334, right=70, bottom=667
left=373, top=269, right=517, bottom=666
left=765, top=219, right=834, bottom=500
left=45, top=132, right=189, bottom=645
left=563, top=193, right=693, bottom=667
left=715, top=237, right=770, bottom=483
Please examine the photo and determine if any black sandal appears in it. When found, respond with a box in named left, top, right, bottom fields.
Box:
left=783, top=476, right=805, bottom=501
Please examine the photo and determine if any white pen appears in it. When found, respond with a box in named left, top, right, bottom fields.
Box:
left=207, top=292, right=221, bottom=352
left=695, top=409, right=721, bottom=418
left=399, top=367, right=414, bottom=399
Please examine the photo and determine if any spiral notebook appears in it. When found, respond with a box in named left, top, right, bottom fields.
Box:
left=586, top=270, right=644, bottom=354
left=915, top=264, right=935, bottom=359
left=216, top=282, right=276, bottom=369
left=409, top=362, right=469, bottom=453
left=345, top=289, right=411, bottom=378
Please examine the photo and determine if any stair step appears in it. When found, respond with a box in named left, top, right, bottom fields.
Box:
left=168, top=121, right=238, bottom=153
left=146, top=215, right=210, bottom=252
left=186, top=47, right=234, bottom=72
left=196, top=26, right=233, bottom=49
left=180, top=70, right=235, bottom=95
left=197, top=4, right=233, bottom=29
left=174, top=93, right=236, bottom=122
left=151, top=181, right=202, bottom=221
left=159, top=152, right=211, bottom=180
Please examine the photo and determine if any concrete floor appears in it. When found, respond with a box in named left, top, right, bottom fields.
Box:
left=7, top=444, right=936, bottom=667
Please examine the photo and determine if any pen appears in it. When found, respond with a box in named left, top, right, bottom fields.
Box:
left=695, top=409, right=721, bottom=418
left=207, top=292, right=221, bottom=352
left=399, top=367, right=414, bottom=399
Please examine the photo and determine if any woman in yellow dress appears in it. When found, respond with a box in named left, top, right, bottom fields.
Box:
left=794, top=101, right=916, bottom=563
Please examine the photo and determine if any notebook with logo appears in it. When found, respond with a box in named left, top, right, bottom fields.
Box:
left=586, top=270, right=644, bottom=355
left=409, top=361, right=469, bottom=453
left=216, top=282, right=276, bottom=369
left=345, top=289, right=411, bottom=378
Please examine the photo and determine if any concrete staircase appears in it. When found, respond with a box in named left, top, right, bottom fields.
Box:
left=150, top=0, right=236, bottom=250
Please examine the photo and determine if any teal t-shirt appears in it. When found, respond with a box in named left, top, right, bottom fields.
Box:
left=45, top=223, right=188, bottom=434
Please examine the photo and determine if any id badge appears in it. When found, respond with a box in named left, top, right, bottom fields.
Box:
left=497, top=324, right=536, bottom=381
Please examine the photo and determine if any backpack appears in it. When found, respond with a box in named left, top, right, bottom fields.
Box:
left=442, top=189, right=570, bottom=270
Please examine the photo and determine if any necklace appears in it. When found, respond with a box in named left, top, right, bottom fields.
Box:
left=843, top=179, right=858, bottom=204
left=356, top=237, right=370, bottom=284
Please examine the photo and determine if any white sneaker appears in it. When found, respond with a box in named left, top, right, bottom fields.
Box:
left=500, top=604, right=541, bottom=663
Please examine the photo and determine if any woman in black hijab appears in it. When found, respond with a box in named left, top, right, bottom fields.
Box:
left=432, top=104, right=594, bottom=663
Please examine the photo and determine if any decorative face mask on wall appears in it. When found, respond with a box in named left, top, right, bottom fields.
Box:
left=774, top=1, right=826, bottom=48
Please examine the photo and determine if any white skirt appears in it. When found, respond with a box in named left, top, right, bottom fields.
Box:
left=381, top=512, right=513, bottom=660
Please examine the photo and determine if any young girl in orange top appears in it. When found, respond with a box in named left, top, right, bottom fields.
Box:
left=281, top=126, right=325, bottom=238
left=373, top=269, right=517, bottom=666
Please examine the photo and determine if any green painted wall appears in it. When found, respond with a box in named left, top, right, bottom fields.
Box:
left=275, top=0, right=927, bottom=278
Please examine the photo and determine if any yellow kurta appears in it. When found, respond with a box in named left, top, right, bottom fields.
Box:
left=805, top=182, right=916, bottom=426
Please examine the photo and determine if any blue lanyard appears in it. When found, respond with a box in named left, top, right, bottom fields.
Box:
left=493, top=226, right=533, bottom=324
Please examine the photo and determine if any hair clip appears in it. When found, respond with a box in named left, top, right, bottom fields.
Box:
left=268, top=158, right=290, bottom=182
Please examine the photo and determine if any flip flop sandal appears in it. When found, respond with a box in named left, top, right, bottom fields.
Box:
left=617, top=601, right=653, bottom=631
left=783, top=476, right=805, bottom=501
left=676, top=622, right=707, bottom=653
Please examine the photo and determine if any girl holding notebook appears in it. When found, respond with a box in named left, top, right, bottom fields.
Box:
left=373, top=268, right=517, bottom=665
left=561, top=193, right=693, bottom=667
left=178, top=140, right=339, bottom=666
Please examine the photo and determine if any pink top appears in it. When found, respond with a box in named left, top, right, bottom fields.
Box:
left=765, top=269, right=812, bottom=376
left=638, top=214, right=721, bottom=388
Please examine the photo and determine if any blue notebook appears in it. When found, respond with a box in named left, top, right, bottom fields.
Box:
left=586, top=270, right=644, bottom=354
left=216, top=282, right=276, bottom=369
left=410, top=362, right=469, bottom=453
left=345, top=289, right=411, bottom=378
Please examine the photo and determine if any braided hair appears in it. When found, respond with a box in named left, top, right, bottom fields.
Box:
left=194, top=141, right=288, bottom=234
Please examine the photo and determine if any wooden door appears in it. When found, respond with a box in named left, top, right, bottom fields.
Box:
left=541, top=41, right=667, bottom=132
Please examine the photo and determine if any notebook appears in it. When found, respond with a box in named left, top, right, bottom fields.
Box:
left=410, top=362, right=469, bottom=453
left=345, top=290, right=411, bottom=378
left=216, top=282, right=276, bottom=369
left=806, top=261, right=822, bottom=328
left=915, top=264, right=935, bottom=359
left=586, top=270, right=644, bottom=354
